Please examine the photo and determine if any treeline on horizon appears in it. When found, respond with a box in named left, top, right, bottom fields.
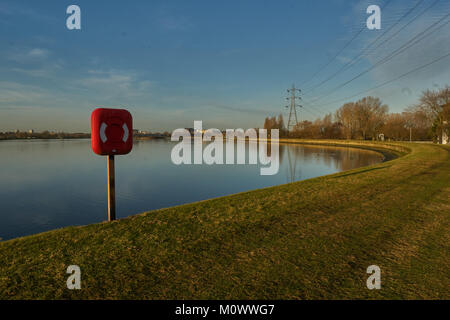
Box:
left=0, top=131, right=90, bottom=140
left=264, top=85, right=450, bottom=143
left=0, top=130, right=172, bottom=140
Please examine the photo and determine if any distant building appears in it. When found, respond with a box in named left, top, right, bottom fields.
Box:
left=28, top=129, right=34, bottom=134
left=185, top=128, right=205, bottom=136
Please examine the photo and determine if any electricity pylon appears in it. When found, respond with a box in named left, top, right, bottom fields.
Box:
left=285, top=84, right=302, bottom=131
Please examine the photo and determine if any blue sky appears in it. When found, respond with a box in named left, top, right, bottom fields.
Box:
left=1, top=0, right=449, bottom=132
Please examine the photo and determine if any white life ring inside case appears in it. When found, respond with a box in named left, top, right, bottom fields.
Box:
left=99, top=122, right=129, bottom=143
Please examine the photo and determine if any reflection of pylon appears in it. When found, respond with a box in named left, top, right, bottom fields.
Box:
left=285, top=84, right=302, bottom=131
left=286, top=146, right=298, bottom=183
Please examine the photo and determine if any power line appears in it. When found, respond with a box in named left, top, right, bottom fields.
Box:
left=301, top=100, right=325, bottom=118
left=303, top=0, right=427, bottom=96
left=308, top=11, right=450, bottom=105
left=300, top=0, right=394, bottom=89
left=304, top=0, right=441, bottom=111
left=318, top=50, right=450, bottom=109
left=365, top=0, right=440, bottom=58
left=299, top=28, right=365, bottom=88
left=301, top=106, right=322, bottom=119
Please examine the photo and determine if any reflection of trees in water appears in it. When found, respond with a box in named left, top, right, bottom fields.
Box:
left=335, top=148, right=383, bottom=171
left=279, top=144, right=285, bottom=165
left=166, top=140, right=381, bottom=175
left=281, top=144, right=383, bottom=181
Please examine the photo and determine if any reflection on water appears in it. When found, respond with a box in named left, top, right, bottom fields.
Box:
left=0, top=139, right=383, bottom=240
left=277, top=144, right=383, bottom=182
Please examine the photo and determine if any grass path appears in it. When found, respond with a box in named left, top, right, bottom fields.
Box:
left=0, top=141, right=449, bottom=299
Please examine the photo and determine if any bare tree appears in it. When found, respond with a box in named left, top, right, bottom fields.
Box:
left=413, top=86, right=450, bottom=142
left=355, top=97, right=388, bottom=140
left=336, top=102, right=359, bottom=139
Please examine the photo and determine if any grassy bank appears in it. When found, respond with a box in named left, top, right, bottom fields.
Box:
left=0, top=141, right=449, bottom=299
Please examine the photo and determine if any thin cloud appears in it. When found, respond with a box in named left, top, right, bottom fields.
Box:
left=9, top=48, right=51, bottom=63
left=212, top=104, right=272, bottom=115
left=0, top=81, right=47, bottom=105
left=75, top=69, right=154, bottom=101
left=28, top=48, right=49, bottom=59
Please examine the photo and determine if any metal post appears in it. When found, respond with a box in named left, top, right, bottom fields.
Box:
left=107, top=155, right=116, bottom=221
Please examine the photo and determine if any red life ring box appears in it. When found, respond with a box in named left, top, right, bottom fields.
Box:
left=91, top=108, right=133, bottom=155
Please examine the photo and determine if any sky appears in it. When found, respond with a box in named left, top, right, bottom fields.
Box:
left=0, top=0, right=449, bottom=132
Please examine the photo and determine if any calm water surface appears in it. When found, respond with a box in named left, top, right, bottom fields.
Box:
left=0, top=139, right=383, bottom=240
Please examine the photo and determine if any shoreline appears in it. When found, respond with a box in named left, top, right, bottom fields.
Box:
left=0, top=140, right=416, bottom=243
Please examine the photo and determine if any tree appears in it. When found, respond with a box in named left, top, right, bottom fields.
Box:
left=355, top=96, right=388, bottom=140
left=277, top=114, right=286, bottom=135
left=413, top=86, right=450, bottom=143
left=336, top=102, right=359, bottom=139
left=383, top=113, right=408, bottom=141
left=335, top=97, right=388, bottom=140
left=264, top=114, right=288, bottom=137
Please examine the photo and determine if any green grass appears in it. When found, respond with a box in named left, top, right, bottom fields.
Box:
left=0, top=140, right=449, bottom=299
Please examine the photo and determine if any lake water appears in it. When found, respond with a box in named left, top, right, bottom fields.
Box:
left=0, top=139, right=384, bottom=240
